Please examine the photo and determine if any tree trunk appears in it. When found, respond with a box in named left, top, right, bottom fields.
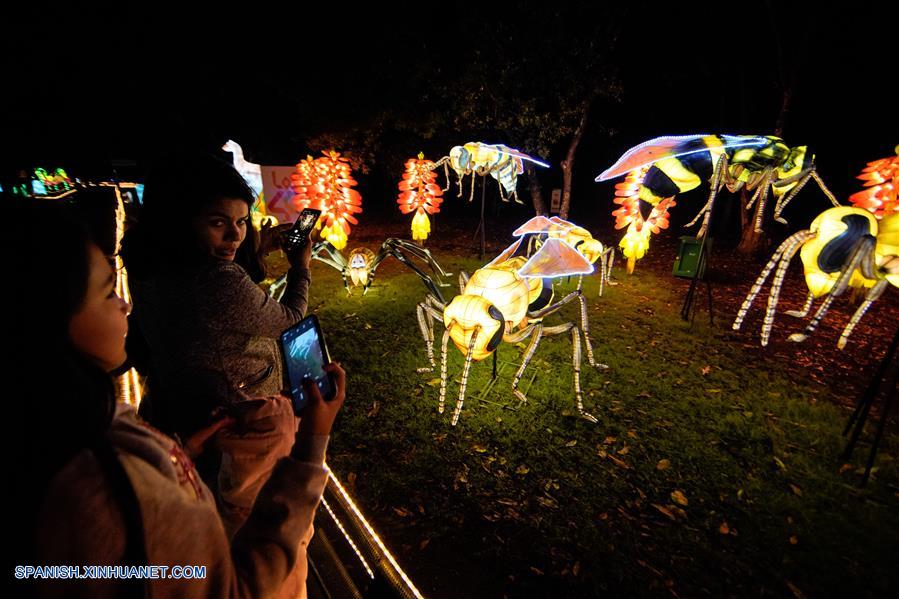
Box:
left=559, top=100, right=592, bottom=220
left=737, top=188, right=769, bottom=255
left=526, top=163, right=547, bottom=216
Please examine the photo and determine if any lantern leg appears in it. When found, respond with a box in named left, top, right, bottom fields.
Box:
left=510, top=323, right=543, bottom=403
left=732, top=230, right=813, bottom=345
left=838, top=279, right=889, bottom=349
left=686, top=153, right=728, bottom=237
left=570, top=326, right=598, bottom=423
left=785, top=292, right=815, bottom=318
left=789, top=238, right=876, bottom=343
left=451, top=327, right=480, bottom=426
left=458, top=271, right=470, bottom=294
left=577, top=292, right=607, bottom=369
left=417, top=295, right=446, bottom=373
left=760, top=231, right=815, bottom=345
left=438, top=327, right=452, bottom=414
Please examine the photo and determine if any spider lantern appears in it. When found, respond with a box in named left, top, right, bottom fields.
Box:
left=733, top=206, right=899, bottom=348
left=597, top=134, right=841, bottom=273
left=416, top=216, right=609, bottom=426
left=312, top=238, right=452, bottom=302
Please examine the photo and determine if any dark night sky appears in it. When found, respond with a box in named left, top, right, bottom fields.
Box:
left=2, top=2, right=896, bottom=218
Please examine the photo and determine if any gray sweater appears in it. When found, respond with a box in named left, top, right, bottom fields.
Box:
left=130, top=260, right=311, bottom=437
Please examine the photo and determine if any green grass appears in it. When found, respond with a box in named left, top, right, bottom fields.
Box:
left=280, top=249, right=898, bottom=598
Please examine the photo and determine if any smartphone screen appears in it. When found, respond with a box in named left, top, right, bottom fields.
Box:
left=284, top=208, right=321, bottom=251
left=280, top=315, right=334, bottom=414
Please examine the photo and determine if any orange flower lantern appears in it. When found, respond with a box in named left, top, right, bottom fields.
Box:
left=291, top=151, right=362, bottom=250
left=848, top=146, right=899, bottom=219
left=397, top=152, right=443, bottom=241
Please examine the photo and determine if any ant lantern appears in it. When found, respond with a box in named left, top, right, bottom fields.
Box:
left=291, top=151, right=363, bottom=250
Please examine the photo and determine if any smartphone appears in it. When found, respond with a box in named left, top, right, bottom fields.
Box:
left=283, top=208, right=321, bottom=252
left=280, top=314, right=335, bottom=414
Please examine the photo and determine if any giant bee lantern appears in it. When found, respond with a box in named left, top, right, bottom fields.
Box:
left=597, top=135, right=841, bottom=273
left=416, top=216, right=612, bottom=426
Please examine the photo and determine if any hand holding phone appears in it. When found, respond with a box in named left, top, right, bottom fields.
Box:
left=280, top=315, right=336, bottom=416
left=283, top=208, right=321, bottom=253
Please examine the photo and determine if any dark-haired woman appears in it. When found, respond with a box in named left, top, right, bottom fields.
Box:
left=121, top=154, right=313, bottom=447
left=8, top=203, right=345, bottom=598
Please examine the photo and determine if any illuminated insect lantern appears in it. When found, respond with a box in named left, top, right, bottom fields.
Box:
left=290, top=151, right=363, bottom=250
left=848, top=146, right=899, bottom=219
left=596, top=134, right=841, bottom=272
left=269, top=238, right=452, bottom=302
left=434, top=142, right=549, bottom=203
left=734, top=206, right=899, bottom=348
left=512, top=215, right=616, bottom=294
left=416, top=216, right=609, bottom=426
left=397, top=153, right=444, bottom=242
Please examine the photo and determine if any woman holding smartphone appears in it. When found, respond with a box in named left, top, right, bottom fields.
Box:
left=121, top=154, right=314, bottom=446
left=8, top=203, right=345, bottom=598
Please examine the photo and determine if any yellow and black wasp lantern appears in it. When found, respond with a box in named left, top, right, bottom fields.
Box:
left=416, top=217, right=612, bottom=426
left=596, top=134, right=841, bottom=272
left=734, top=206, right=899, bottom=348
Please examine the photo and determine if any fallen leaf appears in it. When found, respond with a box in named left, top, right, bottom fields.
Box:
left=364, top=322, right=373, bottom=330
left=719, top=522, right=730, bottom=534
left=608, top=455, right=631, bottom=469
left=701, top=365, right=712, bottom=375
left=419, top=538, right=430, bottom=550
left=774, top=456, right=787, bottom=471
left=565, top=439, right=578, bottom=447
left=618, top=445, right=629, bottom=455
left=839, top=463, right=853, bottom=474
left=656, top=459, right=671, bottom=471
left=472, top=443, right=488, bottom=453
left=652, top=503, right=676, bottom=521
left=572, top=561, right=581, bottom=576
left=627, top=430, right=638, bottom=439
left=529, top=567, right=545, bottom=576
left=515, top=465, right=530, bottom=475
left=393, top=507, right=413, bottom=518
left=426, top=378, right=441, bottom=387
left=603, top=436, right=617, bottom=445
left=366, top=401, right=380, bottom=418
left=706, top=389, right=722, bottom=394
left=789, top=535, right=798, bottom=545
left=670, top=490, right=688, bottom=506
left=786, top=581, right=806, bottom=599
left=789, top=484, right=803, bottom=497
left=347, top=472, right=357, bottom=487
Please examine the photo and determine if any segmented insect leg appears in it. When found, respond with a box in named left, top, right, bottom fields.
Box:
left=785, top=292, right=815, bottom=318
left=772, top=171, right=812, bottom=223
left=451, top=327, right=480, bottom=426
left=812, top=170, right=841, bottom=207
left=789, top=239, right=874, bottom=343
left=687, top=153, right=728, bottom=232
left=438, top=327, right=452, bottom=414
left=578, top=292, right=607, bottom=369
left=458, top=271, right=469, bottom=294
left=416, top=302, right=436, bottom=372
left=511, top=324, right=543, bottom=403
left=838, top=280, right=889, bottom=349
left=732, top=231, right=812, bottom=333
left=752, top=172, right=773, bottom=232
left=761, top=232, right=815, bottom=345
left=570, top=327, right=598, bottom=423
